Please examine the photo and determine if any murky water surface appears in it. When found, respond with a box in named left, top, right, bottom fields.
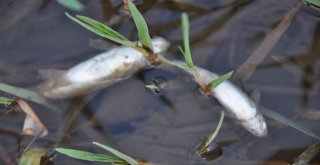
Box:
left=1, top=0, right=320, bottom=164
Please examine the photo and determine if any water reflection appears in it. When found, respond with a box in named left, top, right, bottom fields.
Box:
left=0, top=0, right=320, bottom=164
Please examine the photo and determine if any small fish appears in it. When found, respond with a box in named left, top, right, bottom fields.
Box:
left=195, top=67, right=268, bottom=137
left=38, top=37, right=169, bottom=99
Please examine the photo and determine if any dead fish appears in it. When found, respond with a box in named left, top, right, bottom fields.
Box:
left=38, top=37, right=169, bottom=99
left=195, top=66, right=268, bottom=137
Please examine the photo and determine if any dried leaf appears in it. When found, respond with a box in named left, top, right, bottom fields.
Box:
left=16, top=98, right=48, bottom=137
left=19, top=149, right=48, bottom=165
left=261, top=106, right=320, bottom=140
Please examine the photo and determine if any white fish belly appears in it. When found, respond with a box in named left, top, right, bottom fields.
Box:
left=39, top=37, right=169, bottom=99
left=67, top=47, right=148, bottom=83
left=42, top=48, right=148, bottom=99
left=196, top=67, right=268, bottom=137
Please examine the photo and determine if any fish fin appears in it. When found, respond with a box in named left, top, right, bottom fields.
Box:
left=38, top=69, right=66, bottom=80
left=37, top=69, right=70, bottom=94
left=250, top=89, right=261, bottom=105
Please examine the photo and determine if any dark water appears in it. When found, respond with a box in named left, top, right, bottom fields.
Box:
left=1, top=0, right=320, bottom=164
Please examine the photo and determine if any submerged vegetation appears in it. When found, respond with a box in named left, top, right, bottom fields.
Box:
left=1, top=0, right=320, bottom=164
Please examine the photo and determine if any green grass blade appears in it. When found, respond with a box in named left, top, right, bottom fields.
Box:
left=207, top=71, right=233, bottom=89
left=197, top=111, right=224, bottom=154
left=262, top=107, right=320, bottom=140
left=55, top=148, right=126, bottom=163
left=56, top=0, right=84, bottom=11
left=127, top=0, right=153, bottom=51
left=208, top=111, right=225, bottom=143
left=92, top=142, right=138, bottom=165
left=76, top=15, right=130, bottom=41
left=304, top=0, right=320, bottom=6
left=0, top=83, right=58, bottom=112
left=158, top=55, right=193, bottom=73
left=0, top=97, right=14, bottom=105
left=181, top=13, right=194, bottom=69
left=65, top=13, right=135, bottom=47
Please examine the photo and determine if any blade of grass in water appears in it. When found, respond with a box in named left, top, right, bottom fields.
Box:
left=93, top=142, right=138, bottom=165
left=127, top=0, right=153, bottom=51
left=261, top=107, right=320, bottom=140
left=65, top=13, right=135, bottom=47
left=158, top=55, right=193, bottom=73
left=181, top=13, right=194, bottom=69
left=76, top=15, right=130, bottom=41
left=197, top=111, right=225, bottom=154
left=304, top=0, right=320, bottom=7
left=207, top=71, right=234, bottom=89
left=55, top=148, right=126, bottom=164
left=0, top=83, right=58, bottom=112
left=56, top=0, right=84, bottom=11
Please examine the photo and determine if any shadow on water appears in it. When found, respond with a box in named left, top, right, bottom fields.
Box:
left=1, top=0, right=320, bottom=164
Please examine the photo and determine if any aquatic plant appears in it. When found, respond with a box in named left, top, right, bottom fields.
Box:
left=56, top=0, right=84, bottom=11
left=55, top=142, right=139, bottom=165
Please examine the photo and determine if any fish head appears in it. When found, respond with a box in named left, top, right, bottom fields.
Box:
left=240, top=113, right=268, bottom=137
left=151, top=37, right=170, bottom=54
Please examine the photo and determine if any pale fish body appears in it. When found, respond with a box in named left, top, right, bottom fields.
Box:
left=39, top=37, right=169, bottom=99
left=196, top=67, right=268, bottom=137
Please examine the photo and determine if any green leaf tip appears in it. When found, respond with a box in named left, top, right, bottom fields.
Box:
left=207, top=71, right=233, bottom=89
left=65, top=12, right=135, bottom=47
left=56, top=0, right=84, bottom=11
left=127, top=0, right=153, bottom=51
left=197, top=111, right=225, bottom=154
left=181, top=13, right=194, bottom=69
left=92, top=142, right=138, bottom=165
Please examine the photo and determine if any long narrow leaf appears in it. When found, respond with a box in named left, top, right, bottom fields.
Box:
left=207, top=71, right=234, bottom=89
left=261, top=107, right=320, bottom=140
left=0, top=83, right=58, bottom=111
left=158, top=55, right=193, bottom=73
left=56, top=0, right=84, bottom=11
left=304, top=0, right=320, bottom=7
left=76, top=15, right=130, bottom=41
left=93, top=142, right=138, bottom=165
left=65, top=13, right=135, bottom=47
left=55, top=148, right=126, bottom=164
left=127, top=0, right=153, bottom=51
left=197, top=111, right=225, bottom=154
left=181, top=13, right=194, bottom=69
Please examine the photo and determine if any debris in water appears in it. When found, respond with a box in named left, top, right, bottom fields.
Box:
left=235, top=5, right=300, bottom=81
left=292, top=142, right=320, bottom=165
left=39, top=37, right=169, bottom=99
left=16, top=98, right=48, bottom=137
left=19, top=147, right=50, bottom=165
